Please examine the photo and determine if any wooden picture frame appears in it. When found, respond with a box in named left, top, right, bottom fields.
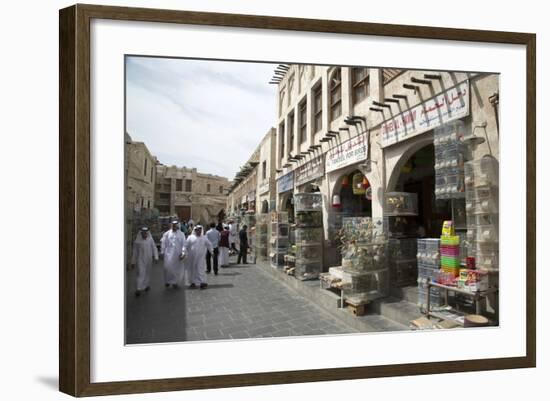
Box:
left=59, top=3, right=536, bottom=397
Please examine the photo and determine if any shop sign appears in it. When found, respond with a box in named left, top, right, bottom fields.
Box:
left=381, top=81, right=470, bottom=148
left=258, top=180, right=270, bottom=195
left=325, top=133, right=368, bottom=173
left=277, top=171, right=294, bottom=193
left=295, top=155, right=325, bottom=186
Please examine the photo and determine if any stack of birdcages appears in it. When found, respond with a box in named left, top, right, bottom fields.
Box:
left=464, top=156, right=499, bottom=272
left=433, top=121, right=467, bottom=200
left=384, top=192, right=419, bottom=287
left=255, top=214, right=269, bottom=262
left=417, top=238, right=443, bottom=310
left=270, top=211, right=289, bottom=268
left=338, top=217, right=389, bottom=302
left=293, top=193, right=323, bottom=280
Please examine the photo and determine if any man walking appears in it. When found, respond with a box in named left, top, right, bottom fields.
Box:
left=205, top=223, right=220, bottom=275
left=218, top=225, right=230, bottom=267
left=131, top=227, right=158, bottom=297
left=237, top=224, right=249, bottom=265
left=185, top=225, right=213, bottom=289
left=160, top=220, right=187, bottom=288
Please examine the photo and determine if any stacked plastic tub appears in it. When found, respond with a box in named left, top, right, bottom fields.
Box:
left=433, top=121, right=467, bottom=200
left=293, top=193, right=323, bottom=280
left=464, top=156, right=499, bottom=272
left=440, top=235, right=461, bottom=277
left=417, top=238, right=442, bottom=310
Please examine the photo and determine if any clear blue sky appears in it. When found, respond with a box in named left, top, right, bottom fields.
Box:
left=126, top=56, right=278, bottom=178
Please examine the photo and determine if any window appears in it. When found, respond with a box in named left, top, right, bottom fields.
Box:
left=147, top=200, right=151, bottom=209
left=143, top=158, right=148, bottom=176
left=207, top=183, right=211, bottom=193
left=329, top=68, right=342, bottom=120
left=288, top=111, right=295, bottom=152
left=279, top=87, right=286, bottom=116
left=219, top=185, right=224, bottom=194
left=312, top=84, right=323, bottom=133
left=159, top=193, right=170, bottom=199
left=382, top=68, right=404, bottom=85
left=352, top=67, right=369, bottom=105
left=288, top=74, right=294, bottom=106
left=262, top=161, right=267, bottom=180
left=279, top=121, right=285, bottom=159
left=150, top=166, right=153, bottom=182
left=299, top=99, right=308, bottom=142
left=185, top=179, right=192, bottom=192
left=176, top=179, right=183, bottom=191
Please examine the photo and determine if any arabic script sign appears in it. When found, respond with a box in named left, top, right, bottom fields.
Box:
left=325, top=133, right=368, bottom=173
left=295, top=156, right=325, bottom=186
left=277, top=171, right=294, bottom=193
left=381, top=81, right=470, bottom=148
left=258, top=180, right=270, bottom=195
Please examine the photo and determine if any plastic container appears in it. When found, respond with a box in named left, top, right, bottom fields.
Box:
left=417, top=264, right=440, bottom=286
left=441, top=255, right=460, bottom=267
left=475, top=225, right=499, bottom=243
left=417, top=286, right=444, bottom=309
left=293, top=193, right=323, bottom=212
left=440, top=236, right=460, bottom=246
left=464, top=156, right=499, bottom=188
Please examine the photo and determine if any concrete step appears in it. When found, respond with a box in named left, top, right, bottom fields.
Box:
left=258, top=263, right=410, bottom=333
left=391, top=285, right=420, bottom=304
left=370, top=296, right=424, bottom=327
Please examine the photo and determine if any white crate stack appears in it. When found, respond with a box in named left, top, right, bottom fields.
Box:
left=464, top=156, right=499, bottom=272
left=294, top=193, right=323, bottom=280
left=270, top=211, right=289, bottom=268
left=434, top=121, right=467, bottom=200
left=416, top=238, right=443, bottom=310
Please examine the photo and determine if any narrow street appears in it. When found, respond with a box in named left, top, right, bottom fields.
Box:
left=126, top=256, right=359, bottom=344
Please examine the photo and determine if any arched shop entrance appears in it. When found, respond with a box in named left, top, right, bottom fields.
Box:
left=279, top=192, right=295, bottom=224
left=335, top=170, right=372, bottom=217
left=388, top=144, right=457, bottom=238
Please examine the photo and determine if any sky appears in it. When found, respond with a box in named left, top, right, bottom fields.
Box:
left=126, top=56, right=279, bottom=179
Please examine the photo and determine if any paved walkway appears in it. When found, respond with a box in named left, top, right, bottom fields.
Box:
left=126, top=256, right=359, bottom=344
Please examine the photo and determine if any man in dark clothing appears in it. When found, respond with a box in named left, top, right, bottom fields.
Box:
left=237, top=225, right=248, bottom=264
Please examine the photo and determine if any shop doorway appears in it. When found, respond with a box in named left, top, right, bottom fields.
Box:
left=393, top=144, right=452, bottom=237
left=338, top=170, right=372, bottom=217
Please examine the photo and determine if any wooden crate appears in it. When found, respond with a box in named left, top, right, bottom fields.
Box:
left=345, top=300, right=368, bottom=316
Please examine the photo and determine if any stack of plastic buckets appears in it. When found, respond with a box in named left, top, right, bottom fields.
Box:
left=440, top=235, right=461, bottom=277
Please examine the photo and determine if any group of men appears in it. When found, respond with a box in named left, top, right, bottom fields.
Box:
left=130, top=219, right=249, bottom=297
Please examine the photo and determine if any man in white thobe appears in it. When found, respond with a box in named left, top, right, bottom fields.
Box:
left=228, top=220, right=239, bottom=255
left=160, top=220, right=187, bottom=288
left=131, top=227, right=158, bottom=297
left=185, top=225, right=213, bottom=289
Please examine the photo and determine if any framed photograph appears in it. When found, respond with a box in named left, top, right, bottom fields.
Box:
left=59, top=3, right=536, bottom=397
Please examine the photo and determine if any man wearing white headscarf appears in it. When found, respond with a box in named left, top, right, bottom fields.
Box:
left=184, top=225, right=213, bottom=289
left=160, top=220, right=187, bottom=288
left=131, top=227, right=158, bottom=297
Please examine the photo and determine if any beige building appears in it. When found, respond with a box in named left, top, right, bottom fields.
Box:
left=270, top=64, right=499, bottom=266
left=125, top=134, right=156, bottom=212
left=226, top=145, right=260, bottom=216
left=155, top=164, right=229, bottom=224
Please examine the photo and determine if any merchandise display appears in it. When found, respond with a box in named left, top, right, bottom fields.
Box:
left=384, top=192, right=418, bottom=216
left=433, top=121, right=467, bottom=199
left=255, top=214, right=269, bottom=262
left=417, top=238, right=442, bottom=310
left=293, top=193, right=323, bottom=280
left=464, top=156, right=499, bottom=272
left=270, top=211, right=289, bottom=268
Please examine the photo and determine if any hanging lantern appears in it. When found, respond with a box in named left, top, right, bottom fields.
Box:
left=352, top=172, right=366, bottom=195
left=332, top=194, right=341, bottom=208
left=341, top=175, right=349, bottom=187
left=362, top=176, right=370, bottom=189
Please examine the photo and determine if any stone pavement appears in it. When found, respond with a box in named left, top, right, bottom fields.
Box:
left=126, top=256, right=359, bottom=344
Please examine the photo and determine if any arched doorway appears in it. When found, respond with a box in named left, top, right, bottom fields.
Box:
left=389, top=144, right=456, bottom=237
left=337, top=170, right=372, bottom=217
left=261, top=200, right=269, bottom=214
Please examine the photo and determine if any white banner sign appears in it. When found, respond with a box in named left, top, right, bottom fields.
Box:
left=381, top=81, right=470, bottom=147
left=325, top=133, right=368, bottom=173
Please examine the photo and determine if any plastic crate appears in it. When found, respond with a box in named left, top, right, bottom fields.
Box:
left=417, top=264, right=440, bottom=285
left=475, top=225, right=499, bottom=243
left=464, top=156, right=499, bottom=188
left=417, top=286, right=444, bottom=309
left=294, top=193, right=323, bottom=212
left=384, top=192, right=418, bottom=216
